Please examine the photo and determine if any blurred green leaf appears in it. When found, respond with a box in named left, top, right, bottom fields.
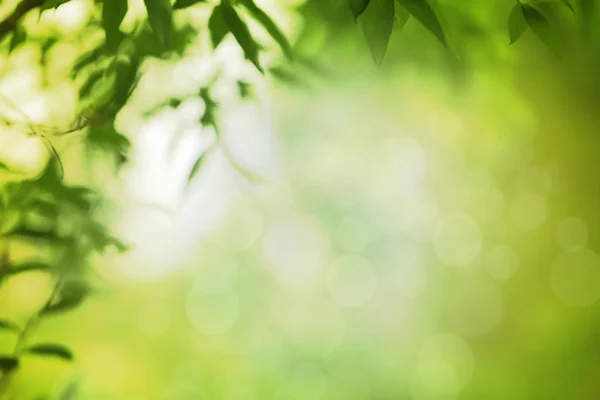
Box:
left=9, top=27, right=27, bottom=54
left=237, top=80, right=253, bottom=99
left=208, top=5, right=230, bottom=49
left=0, top=357, right=19, bottom=372
left=522, top=3, right=561, bottom=55
left=3, top=227, right=64, bottom=244
left=143, top=0, right=174, bottom=48
left=78, top=70, right=106, bottom=100
left=173, top=0, right=207, bottom=9
left=238, top=0, right=294, bottom=60
left=187, top=151, right=210, bottom=184
left=0, top=320, right=20, bottom=333
left=349, top=0, right=371, bottom=22
left=199, top=87, right=219, bottom=128
left=508, top=3, right=528, bottom=44
left=268, top=66, right=308, bottom=88
left=26, top=344, right=74, bottom=361
left=560, top=0, right=574, bottom=12
left=395, top=0, right=447, bottom=47
left=360, top=0, right=395, bottom=66
left=113, top=58, right=140, bottom=108
left=102, top=0, right=128, bottom=50
left=395, top=3, right=410, bottom=30
left=42, top=286, right=88, bottom=316
left=6, top=262, right=52, bottom=276
left=221, top=2, right=263, bottom=72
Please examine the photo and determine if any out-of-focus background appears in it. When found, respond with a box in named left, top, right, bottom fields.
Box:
left=1, top=0, right=600, bottom=398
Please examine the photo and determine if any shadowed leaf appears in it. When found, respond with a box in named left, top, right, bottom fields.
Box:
left=396, top=0, right=447, bottom=47
left=209, top=5, right=230, bottom=49
left=238, top=0, right=294, bottom=60
left=349, top=0, right=371, bottom=22
left=360, top=0, right=395, bottom=65
left=0, top=320, right=20, bottom=333
left=143, top=0, right=174, bottom=48
left=522, top=4, right=561, bottom=55
left=173, top=0, right=207, bottom=9
left=221, top=2, right=263, bottom=72
left=508, top=3, right=528, bottom=44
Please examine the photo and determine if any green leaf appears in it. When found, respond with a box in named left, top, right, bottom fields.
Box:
left=143, top=0, right=174, bottom=48
left=3, top=228, right=64, bottom=244
left=0, top=357, right=19, bottom=372
left=42, top=280, right=91, bottom=316
left=237, top=80, right=253, bottom=99
left=79, top=70, right=106, bottom=100
left=238, top=0, right=294, bottom=60
left=268, top=66, right=308, bottom=88
left=187, top=152, right=209, bottom=184
left=26, top=344, right=74, bottom=361
left=208, top=5, right=230, bottom=49
left=199, top=87, right=219, bottom=128
left=6, top=262, right=52, bottom=276
left=395, top=2, right=410, bottom=30
left=560, top=0, right=574, bottom=12
left=508, top=4, right=528, bottom=44
left=173, top=0, right=207, bottom=9
left=9, top=27, right=27, bottom=54
left=221, top=2, right=263, bottom=72
left=395, top=0, right=447, bottom=47
left=102, top=0, right=128, bottom=50
left=114, top=58, right=140, bottom=108
left=349, top=0, right=371, bottom=22
left=0, top=320, right=20, bottom=333
left=360, top=0, right=395, bottom=65
left=522, top=4, right=561, bottom=55
left=40, top=0, right=71, bottom=13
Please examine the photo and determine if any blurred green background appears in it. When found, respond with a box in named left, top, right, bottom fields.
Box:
left=1, top=0, right=600, bottom=399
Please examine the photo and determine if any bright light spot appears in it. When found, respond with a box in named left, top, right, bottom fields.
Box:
left=385, top=136, right=427, bottom=191
left=433, top=213, right=482, bottom=268
left=550, top=249, right=600, bottom=307
left=272, top=296, right=345, bottom=356
left=186, top=285, right=239, bottom=335
left=484, top=244, right=519, bottom=281
left=326, top=254, right=378, bottom=308
left=334, top=215, right=372, bottom=252
left=449, top=280, right=503, bottom=336
left=192, top=252, right=238, bottom=294
left=212, top=200, right=264, bottom=252
left=413, top=334, right=474, bottom=397
left=380, top=243, right=427, bottom=299
left=555, top=217, right=588, bottom=252
left=138, top=302, right=171, bottom=338
left=261, top=213, right=331, bottom=290
left=509, top=192, right=547, bottom=230
left=54, top=1, right=89, bottom=33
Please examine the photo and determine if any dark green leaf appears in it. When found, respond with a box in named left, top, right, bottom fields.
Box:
left=360, top=0, right=395, bottom=65
left=349, top=0, right=371, bottom=22
left=208, top=5, right=230, bottom=49
left=237, top=80, right=253, bottom=99
left=26, top=344, right=74, bottom=361
left=396, top=0, right=447, bottom=47
left=0, top=320, right=20, bottom=333
left=522, top=4, right=561, bottom=55
left=6, top=262, right=52, bottom=276
left=395, top=2, right=410, bottom=30
left=40, top=0, right=71, bottom=13
left=238, top=0, right=294, bottom=60
left=114, top=58, right=140, bottom=108
left=508, top=4, right=528, bottom=44
left=9, top=27, right=27, bottom=54
left=560, top=0, right=574, bottom=12
left=78, top=70, right=106, bottom=100
left=42, top=280, right=91, bottom=316
left=143, top=0, right=174, bottom=48
left=173, top=0, right=206, bottom=9
left=102, top=0, right=128, bottom=50
left=221, top=2, right=263, bottom=72
left=199, top=88, right=219, bottom=128
left=3, top=228, right=64, bottom=244
left=578, top=0, right=594, bottom=36
left=0, top=357, right=19, bottom=372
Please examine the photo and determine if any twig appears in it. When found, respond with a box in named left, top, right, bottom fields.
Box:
left=0, top=0, right=45, bottom=43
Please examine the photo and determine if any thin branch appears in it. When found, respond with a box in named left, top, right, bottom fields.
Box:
left=0, top=0, right=46, bottom=42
